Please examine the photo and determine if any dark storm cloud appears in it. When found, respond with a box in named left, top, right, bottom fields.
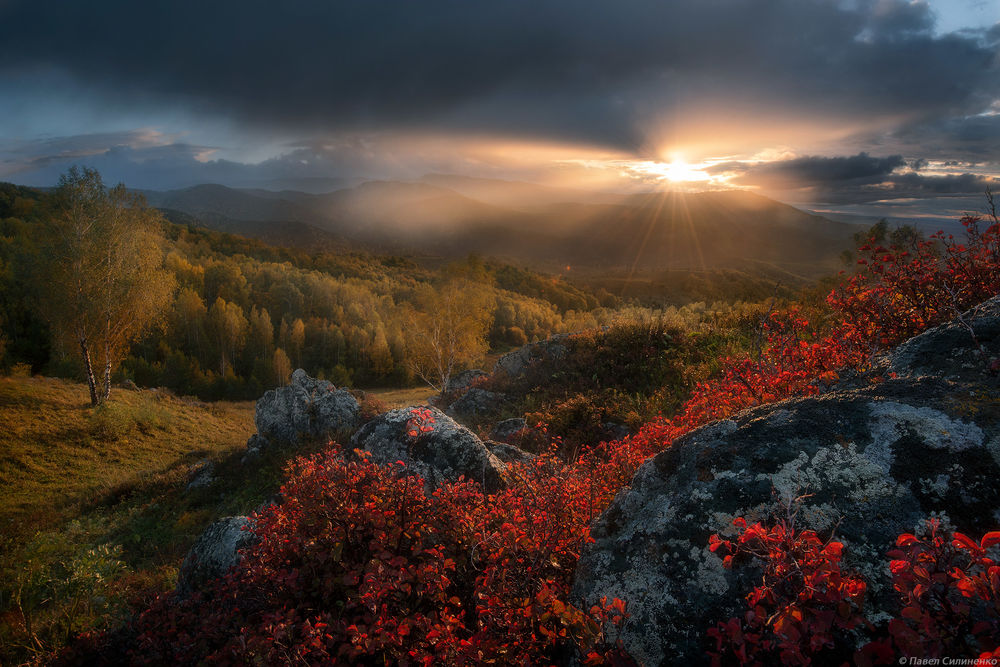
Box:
left=0, top=0, right=997, bottom=152
left=716, top=152, right=999, bottom=203
left=713, top=153, right=908, bottom=189
left=888, top=113, right=1000, bottom=160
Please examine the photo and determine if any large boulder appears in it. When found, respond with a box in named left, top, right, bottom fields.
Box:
left=350, top=406, right=507, bottom=492
left=485, top=440, right=535, bottom=465
left=446, top=387, right=505, bottom=422
left=447, top=369, right=488, bottom=394
left=572, top=296, right=1000, bottom=666
left=176, top=516, right=257, bottom=595
left=490, top=417, right=529, bottom=443
left=251, top=369, right=360, bottom=452
left=493, top=334, right=570, bottom=379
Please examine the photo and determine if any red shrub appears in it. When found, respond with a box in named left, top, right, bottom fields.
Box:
left=707, top=518, right=868, bottom=666
left=115, top=446, right=634, bottom=666
left=710, top=517, right=1000, bottom=666
left=864, top=520, right=1000, bottom=661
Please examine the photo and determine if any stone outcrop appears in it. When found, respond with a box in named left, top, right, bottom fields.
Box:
left=447, top=369, right=488, bottom=394
left=490, top=417, right=529, bottom=443
left=445, top=387, right=505, bottom=422
left=248, top=369, right=360, bottom=454
left=176, top=516, right=256, bottom=595
left=485, top=440, right=535, bottom=465
left=572, top=296, right=1000, bottom=666
left=493, top=334, right=569, bottom=379
left=350, top=406, right=508, bottom=492
left=185, top=459, right=216, bottom=492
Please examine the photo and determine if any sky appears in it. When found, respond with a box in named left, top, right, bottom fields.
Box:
left=0, top=0, right=998, bottom=219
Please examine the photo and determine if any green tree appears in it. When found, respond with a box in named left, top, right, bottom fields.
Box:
left=37, top=167, right=175, bottom=405
left=405, top=277, right=493, bottom=395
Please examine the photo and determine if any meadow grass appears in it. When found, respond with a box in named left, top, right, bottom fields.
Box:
left=0, top=376, right=261, bottom=663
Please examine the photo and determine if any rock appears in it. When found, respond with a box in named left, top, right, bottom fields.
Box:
left=494, top=344, right=533, bottom=379
left=251, top=369, right=360, bottom=452
left=244, top=433, right=268, bottom=459
left=350, top=406, right=507, bottom=492
left=120, top=379, right=139, bottom=391
left=490, top=417, right=529, bottom=442
left=485, top=440, right=535, bottom=465
left=447, top=369, right=488, bottom=393
left=572, top=296, right=1000, bottom=666
left=888, top=296, right=1000, bottom=382
left=185, top=459, right=216, bottom=492
left=446, top=387, right=505, bottom=422
left=176, top=516, right=257, bottom=595
left=493, top=334, right=569, bottom=379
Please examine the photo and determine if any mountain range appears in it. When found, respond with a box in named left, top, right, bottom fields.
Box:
left=144, top=176, right=862, bottom=277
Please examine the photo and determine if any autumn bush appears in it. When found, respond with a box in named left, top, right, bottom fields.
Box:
left=708, top=517, right=1000, bottom=666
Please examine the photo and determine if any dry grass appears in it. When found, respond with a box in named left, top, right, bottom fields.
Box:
left=0, top=375, right=261, bottom=663
left=369, top=385, right=437, bottom=409
left=0, top=376, right=254, bottom=542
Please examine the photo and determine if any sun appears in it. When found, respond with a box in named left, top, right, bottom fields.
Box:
left=650, top=159, right=712, bottom=183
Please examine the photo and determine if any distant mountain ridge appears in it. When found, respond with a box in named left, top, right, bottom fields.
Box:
left=144, top=177, right=863, bottom=276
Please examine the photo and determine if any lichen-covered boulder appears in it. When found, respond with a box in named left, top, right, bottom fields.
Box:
left=485, top=440, right=535, bottom=465
left=493, top=334, right=569, bottom=379
left=447, top=369, right=488, bottom=393
left=185, top=459, right=216, bottom=492
left=490, top=417, right=529, bottom=442
left=251, top=369, right=360, bottom=452
left=572, top=297, right=1000, bottom=666
left=176, top=516, right=257, bottom=595
left=446, top=387, right=505, bottom=422
left=350, top=406, right=507, bottom=492
left=887, top=296, right=1000, bottom=381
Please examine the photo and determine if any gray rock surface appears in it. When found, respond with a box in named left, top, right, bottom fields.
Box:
left=446, top=387, right=505, bottom=421
left=485, top=440, right=535, bottom=464
left=493, top=334, right=569, bottom=379
left=251, top=369, right=360, bottom=452
left=185, top=459, right=216, bottom=492
left=176, top=516, right=257, bottom=595
left=447, top=369, right=488, bottom=393
left=572, top=296, right=1000, bottom=666
left=490, top=417, right=530, bottom=443
left=350, top=406, right=507, bottom=492
left=601, top=421, right=632, bottom=441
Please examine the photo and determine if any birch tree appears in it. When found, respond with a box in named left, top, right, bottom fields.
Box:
left=405, top=278, right=493, bottom=395
left=39, top=167, right=175, bottom=405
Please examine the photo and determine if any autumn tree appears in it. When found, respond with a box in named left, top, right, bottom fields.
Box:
left=208, top=297, right=248, bottom=376
left=38, top=167, right=175, bottom=405
left=405, top=277, right=493, bottom=395
left=273, top=347, right=293, bottom=386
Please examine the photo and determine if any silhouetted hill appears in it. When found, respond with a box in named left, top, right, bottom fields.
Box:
left=142, top=179, right=863, bottom=276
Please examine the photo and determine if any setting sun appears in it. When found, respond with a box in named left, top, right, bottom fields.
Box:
left=651, top=159, right=712, bottom=183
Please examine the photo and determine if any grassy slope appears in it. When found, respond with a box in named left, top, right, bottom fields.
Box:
left=0, top=376, right=260, bottom=663
left=0, top=376, right=254, bottom=539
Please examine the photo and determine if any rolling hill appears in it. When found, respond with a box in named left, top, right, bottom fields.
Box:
left=144, top=178, right=863, bottom=276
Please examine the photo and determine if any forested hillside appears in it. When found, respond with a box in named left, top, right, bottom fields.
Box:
left=0, top=182, right=613, bottom=397
left=1, top=181, right=796, bottom=401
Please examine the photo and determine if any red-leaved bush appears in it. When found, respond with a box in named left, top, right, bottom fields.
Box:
left=707, top=517, right=869, bottom=666
left=71, top=444, right=639, bottom=666
left=710, top=518, right=1000, bottom=666
left=866, top=519, right=1000, bottom=662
